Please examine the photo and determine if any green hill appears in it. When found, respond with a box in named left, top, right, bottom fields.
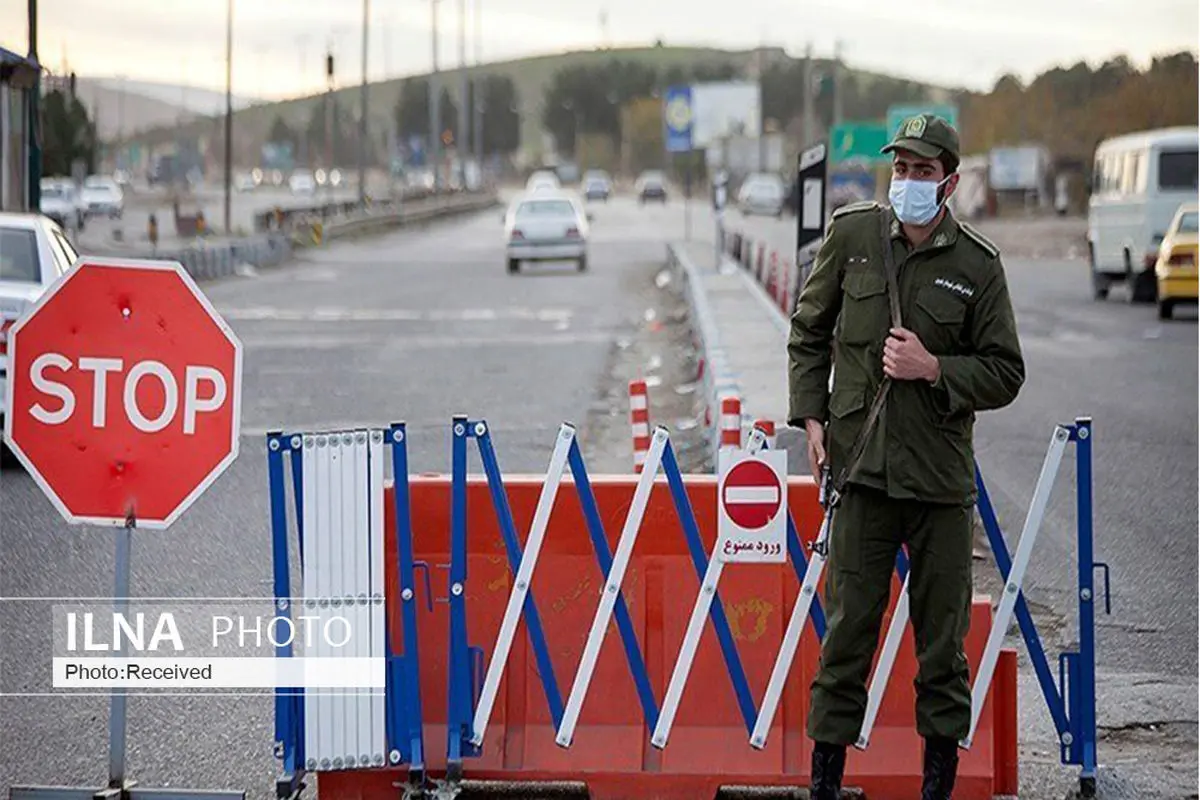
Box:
left=116, top=44, right=947, bottom=167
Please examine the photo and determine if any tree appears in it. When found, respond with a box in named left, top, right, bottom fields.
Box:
left=41, top=89, right=96, bottom=177
left=394, top=78, right=458, bottom=147
left=542, top=59, right=658, bottom=155
left=479, top=74, right=520, bottom=155
left=267, top=115, right=297, bottom=148
left=305, top=95, right=367, bottom=166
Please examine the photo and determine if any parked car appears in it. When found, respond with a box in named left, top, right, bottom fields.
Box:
left=0, top=213, right=77, bottom=436
left=289, top=170, right=317, bottom=195
left=737, top=173, right=787, bottom=217
left=636, top=170, right=668, bottom=204
left=582, top=170, right=613, bottom=202
left=1154, top=202, right=1198, bottom=319
left=38, top=180, right=85, bottom=231
left=81, top=175, right=125, bottom=218
left=503, top=191, right=591, bottom=274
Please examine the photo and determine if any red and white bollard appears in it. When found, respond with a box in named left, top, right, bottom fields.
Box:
left=753, top=419, right=777, bottom=450
left=776, top=259, right=791, bottom=313
left=630, top=379, right=652, bottom=473
left=719, top=395, right=742, bottom=455
left=766, top=251, right=779, bottom=298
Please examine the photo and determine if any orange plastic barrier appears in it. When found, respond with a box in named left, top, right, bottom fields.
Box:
left=322, top=475, right=1018, bottom=799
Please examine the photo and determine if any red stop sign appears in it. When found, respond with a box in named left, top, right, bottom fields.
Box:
left=722, top=459, right=783, bottom=530
left=4, top=258, right=243, bottom=529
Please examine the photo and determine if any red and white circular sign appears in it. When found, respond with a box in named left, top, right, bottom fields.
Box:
left=721, top=459, right=783, bottom=530
left=4, top=257, right=243, bottom=529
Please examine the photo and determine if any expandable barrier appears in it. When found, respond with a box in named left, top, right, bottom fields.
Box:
left=263, top=413, right=1133, bottom=798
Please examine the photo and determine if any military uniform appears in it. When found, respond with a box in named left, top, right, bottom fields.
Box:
left=787, top=116, right=1025, bottom=751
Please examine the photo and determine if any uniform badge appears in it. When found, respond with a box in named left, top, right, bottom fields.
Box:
left=904, top=116, right=927, bottom=138
left=934, top=233, right=948, bottom=247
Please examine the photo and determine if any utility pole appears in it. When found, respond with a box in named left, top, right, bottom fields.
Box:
left=28, top=0, right=41, bottom=210
left=832, top=39, right=844, bottom=127
left=473, top=0, right=483, bottom=174
left=458, top=0, right=468, bottom=179
left=429, top=0, right=441, bottom=192
left=801, top=42, right=814, bottom=147
left=223, top=0, right=233, bottom=236
left=358, top=0, right=370, bottom=204
left=326, top=48, right=335, bottom=203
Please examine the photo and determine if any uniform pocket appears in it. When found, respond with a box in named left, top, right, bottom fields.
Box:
left=915, top=286, right=967, bottom=352
left=838, top=271, right=888, bottom=345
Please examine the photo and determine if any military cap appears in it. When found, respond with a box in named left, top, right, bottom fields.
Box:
left=881, top=113, right=960, bottom=164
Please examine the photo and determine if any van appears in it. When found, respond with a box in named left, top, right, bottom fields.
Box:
left=1087, top=127, right=1199, bottom=302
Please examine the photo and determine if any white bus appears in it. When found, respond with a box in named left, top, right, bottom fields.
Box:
left=1087, top=127, right=1199, bottom=302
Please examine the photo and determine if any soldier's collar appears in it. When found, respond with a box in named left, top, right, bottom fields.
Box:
left=893, top=208, right=960, bottom=251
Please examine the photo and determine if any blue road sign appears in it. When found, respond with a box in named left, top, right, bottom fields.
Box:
left=664, top=85, right=694, bottom=153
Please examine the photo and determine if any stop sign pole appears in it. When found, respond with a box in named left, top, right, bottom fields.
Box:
left=5, top=257, right=245, bottom=800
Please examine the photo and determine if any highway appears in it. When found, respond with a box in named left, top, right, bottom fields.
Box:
left=0, top=194, right=700, bottom=798
left=1, top=194, right=1195, bottom=797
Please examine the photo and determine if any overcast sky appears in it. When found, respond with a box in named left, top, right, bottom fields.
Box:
left=2, top=0, right=1197, bottom=100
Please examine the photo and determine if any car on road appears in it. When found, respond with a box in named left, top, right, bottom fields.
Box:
left=1087, top=126, right=1199, bottom=303
left=503, top=191, right=590, bottom=274
left=526, top=170, right=561, bottom=193
left=636, top=170, right=668, bottom=204
left=0, top=213, right=77, bottom=436
left=38, top=180, right=85, bottom=231
left=1154, top=202, right=1198, bottom=320
left=289, top=169, right=318, bottom=195
left=737, top=173, right=787, bottom=217
left=582, top=170, right=613, bottom=202
left=81, top=175, right=124, bottom=219
left=235, top=172, right=257, bottom=192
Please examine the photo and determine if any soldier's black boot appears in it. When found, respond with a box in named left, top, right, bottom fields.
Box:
left=921, top=736, right=960, bottom=800
left=809, top=741, right=846, bottom=800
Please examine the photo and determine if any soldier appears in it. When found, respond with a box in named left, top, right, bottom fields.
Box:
left=787, top=114, right=1025, bottom=799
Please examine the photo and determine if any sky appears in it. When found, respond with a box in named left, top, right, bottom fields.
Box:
left=1, top=0, right=1197, bottom=101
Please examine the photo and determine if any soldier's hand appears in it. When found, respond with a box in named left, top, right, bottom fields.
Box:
left=884, top=328, right=941, bottom=382
left=804, top=418, right=826, bottom=478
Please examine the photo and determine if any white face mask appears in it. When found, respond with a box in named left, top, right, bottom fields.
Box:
left=889, top=175, right=951, bottom=226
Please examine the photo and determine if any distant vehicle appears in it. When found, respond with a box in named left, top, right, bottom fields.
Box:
left=555, top=162, right=580, bottom=185
left=289, top=170, right=317, bottom=195
left=503, top=191, right=590, bottom=274
left=235, top=172, right=257, bottom=192
left=737, top=173, right=787, bottom=217
left=1154, top=202, right=1198, bottom=320
left=582, top=170, right=613, bottom=202
left=38, top=180, right=85, bottom=231
left=1087, top=126, right=1199, bottom=303
left=636, top=170, right=668, bottom=204
left=0, top=213, right=77, bottom=431
left=81, top=175, right=124, bottom=219
left=526, top=170, right=561, bottom=193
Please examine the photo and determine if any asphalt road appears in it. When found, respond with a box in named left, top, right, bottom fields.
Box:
left=0, top=194, right=687, bottom=798
left=724, top=208, right=1199, bottom=795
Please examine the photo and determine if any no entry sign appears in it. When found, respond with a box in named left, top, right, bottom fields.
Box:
left=717, top=449, right=787, bottom=563
left=4, top=257, right=243, bottom=529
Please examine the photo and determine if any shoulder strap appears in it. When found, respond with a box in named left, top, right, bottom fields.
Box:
left=827, top=210, right=902, bottom=506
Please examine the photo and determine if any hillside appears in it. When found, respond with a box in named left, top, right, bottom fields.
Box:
left=113, top=44, right=949, bottom=165
left=72, top=77, right=260, bottom=139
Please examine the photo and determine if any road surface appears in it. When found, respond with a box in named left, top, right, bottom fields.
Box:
left=0, top=194, right=698, bottom=798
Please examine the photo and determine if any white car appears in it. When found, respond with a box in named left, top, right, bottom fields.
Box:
left=81, top=175, right=125, bottom=219
left=288, top=170, right=317, bottom=195
left=738, top=173, right=787, bottom=217
left=39, top=180, right=86, bottom=231
left=0, top=213, right=77, bottom=430
left=504, top=192, right=590, bottom=274
left=526, top=170, right=561, bottom=193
